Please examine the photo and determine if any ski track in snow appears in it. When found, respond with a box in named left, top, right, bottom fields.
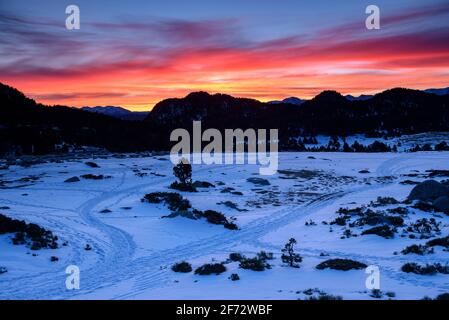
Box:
left=0, top=153, right=448, bottom=299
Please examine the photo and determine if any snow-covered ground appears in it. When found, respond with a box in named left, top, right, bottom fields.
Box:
left=1, top=152, right=449, bottom=300
left=309, top=132, right=449, bottom=151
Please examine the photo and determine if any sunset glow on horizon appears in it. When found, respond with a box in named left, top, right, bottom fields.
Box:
left=1, top=0, right=449, bottom=111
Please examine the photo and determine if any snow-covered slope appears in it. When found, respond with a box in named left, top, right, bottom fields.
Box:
left=1, top=152, right=449, bottom=300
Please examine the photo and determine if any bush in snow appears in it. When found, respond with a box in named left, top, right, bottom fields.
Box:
left=0, top=214, right=58, bottom=250
left=141, top=192, right=191, bottom=212
left=196, top=210, right=239, bottom=230
left=281, top=238, right=302, bottom=268
left=401, top=244, right=434, bottom=255
left=316, top=258, right=367, bottom=271
left=257, top=251, right=274, bottom=261
left=307, top=293, right=343, bottom=300
left=172, top=261, right=192, bottom=273
left=195, top=263, right=226, bottom=275
left=370, top=289, right=382, bottom=299
left=406, top=218, right=441, bottom=239
left=426, top=235, right=449, bottom=248
left=401, top=262, right=449, bottom=275
left=229, top=253, right=245, bottom=262
left=224, top=222, right=239, bottom=230
left=361, top=225, right=395, bottom=239
left=0, top=267, right=7, bottom=274
left=370, top=196, right=399, bottom=207
left=170, top=159, right=197, bottom=192
left=229, top=273, right=240, bottom=281
left=239, top=257, right=270, bottom=272
left=239, top=251, right=273, bottom=271
left=80, top=174, right=111, bottom=180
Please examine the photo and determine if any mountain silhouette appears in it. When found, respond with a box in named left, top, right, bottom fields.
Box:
left=1, top=82, right=449, bottom=155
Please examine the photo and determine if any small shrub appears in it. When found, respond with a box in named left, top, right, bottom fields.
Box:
left=307, top=293, right=343, bottom=300
left=12, top=232, right=26, bottom=245
left=407, top=218, right=441, bottom=238
left=229, top=273, right=240, bottom=281
left=332, top=215, right=349, bottom=226
left=84, top=244, right=92, bottom=251
left=0, top=214, right=58, bottom=249
left=426, top=235, right=449, bottom=248
left=239, top=257, right=270, bottom=271
left=80, top=174, right=111, bottom=180
left=305, top=219, right=317, bottom=226
left=201, top=210, right=228, bottom=225
left=387, top=207, right=409, bottom=215
left=257, top=251, right=274, bottom=261
left=361, top=225, right=395, bottom=238
left=371, top=197, right=399, bottom=207
left=401, top=244, right=434, bottom=255
left=50, top=256, right=59, bottom=262
left=370, top=289, right=382, bottom=299
left=195, top=263, right=226, bottom=275
left=238, top=252, right=272, bottom=272
left=401, top=262, right=449, bottom=275
left=0, top=266, right=7, bottom=274
left=354, top=210, right=403, bottom=227
left=170, top=181, right=197, bottom=192
left=316, top=259, right=367, bottom=271
left=142, top=192, right=191, bottom=212
left=229, top=253, right=245, bottom=262
left=171, top=261, right=192, bottom=273
left=224, top=222, right=239, bottom=230
left=337, top=207, right=364, bottom=216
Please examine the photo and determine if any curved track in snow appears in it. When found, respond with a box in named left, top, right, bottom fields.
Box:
left=1, top=154, right=448, bottom=299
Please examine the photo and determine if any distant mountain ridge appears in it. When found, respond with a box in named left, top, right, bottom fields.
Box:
left=344, top=94, right=373, bottom=101
left=81, top=106, right=149, bottom=121
left=268, top=97, right=304, bottom=105
left=424, top=87, right=449, bottom=96
left=1, top=82, right=449, bottom=155
left=267, top=86, right=449, bottom=104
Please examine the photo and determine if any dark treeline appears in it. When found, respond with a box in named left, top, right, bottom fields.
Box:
left=1, top=82, right=449, bottom=156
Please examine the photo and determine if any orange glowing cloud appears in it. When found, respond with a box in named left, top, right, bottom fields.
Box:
left=1, top=3, right=449, bottom=110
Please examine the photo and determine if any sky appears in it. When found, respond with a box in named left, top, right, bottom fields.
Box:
left=1, top=0, right=449, bottom=111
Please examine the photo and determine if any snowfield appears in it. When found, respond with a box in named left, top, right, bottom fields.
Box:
left=1, top=152, right=449, bottom=300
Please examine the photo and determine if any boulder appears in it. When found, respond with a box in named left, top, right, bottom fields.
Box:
left=433, top=196, right=449, bottom=213
left=408, top=180, right=449, bottom=201
left=64, top=176, right=80, bottom=183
